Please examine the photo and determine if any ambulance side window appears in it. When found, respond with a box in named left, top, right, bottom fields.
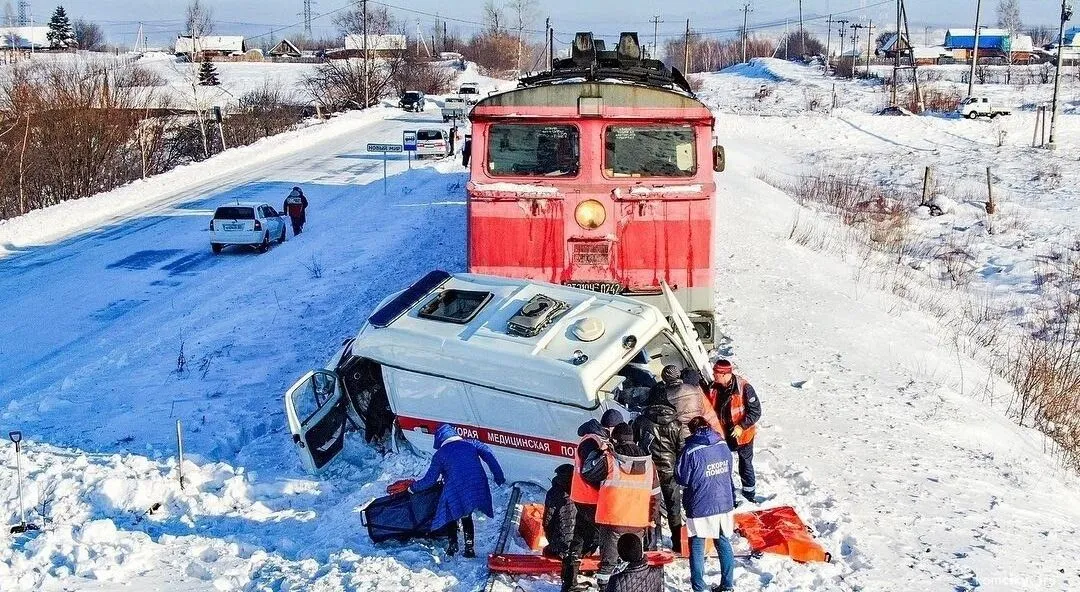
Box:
left=384, top=368, right=479, bottom=426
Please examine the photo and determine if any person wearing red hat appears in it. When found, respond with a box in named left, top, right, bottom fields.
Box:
left=710, top=359, right=762, bottom=505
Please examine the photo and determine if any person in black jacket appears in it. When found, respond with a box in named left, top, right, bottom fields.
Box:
left=544, top=464, right=596, bottom=559
left=605, top=533, right=663, bottom=592
left=282, top=186, right=309, bottom=236
left=632, top=390, right=686, bottom=553
left=461, top=134, right=472, bottom=167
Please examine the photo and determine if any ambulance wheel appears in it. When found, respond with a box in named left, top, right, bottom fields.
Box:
left=966, top=111, right=978, bottom=120
left=211, top=243, right=223, bottom=254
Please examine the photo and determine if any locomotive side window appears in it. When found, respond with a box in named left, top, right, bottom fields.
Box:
left=604, top=126, right=697, bottom=177
left=487, top=124, right=580, bottom=177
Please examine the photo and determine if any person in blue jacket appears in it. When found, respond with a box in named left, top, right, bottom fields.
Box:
left=410, top=424, right=506, bottom=557
left=675, top=416, right=737, bottom=592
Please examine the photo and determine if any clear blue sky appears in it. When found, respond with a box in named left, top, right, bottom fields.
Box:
left=22, top=0, right=1073, bottom=48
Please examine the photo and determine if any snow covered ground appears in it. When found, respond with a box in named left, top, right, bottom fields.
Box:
left=2, top=58, right=1080, bottom=591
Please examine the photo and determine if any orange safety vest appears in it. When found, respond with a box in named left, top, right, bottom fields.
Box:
left=728, top=379, right=757, bottom=446
left=595, top=452, right=655, bottom=528
left=569, top=434, right=606, bottom=505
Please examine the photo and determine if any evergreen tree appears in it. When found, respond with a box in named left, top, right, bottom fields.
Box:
left=46, top=6, right=75, bottom=49
left=198, top=60, right=220, bottom=86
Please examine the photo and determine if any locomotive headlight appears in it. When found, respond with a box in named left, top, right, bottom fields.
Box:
left=575, top=200, right=606, bottom=230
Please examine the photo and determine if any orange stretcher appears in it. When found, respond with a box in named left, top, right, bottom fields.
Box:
left=734, top=506, right=831, bottom=563
left=488, top=551, right=676, bottom=575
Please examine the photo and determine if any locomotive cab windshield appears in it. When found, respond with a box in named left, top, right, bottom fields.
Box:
left=467, top=30, right=722, bottom=345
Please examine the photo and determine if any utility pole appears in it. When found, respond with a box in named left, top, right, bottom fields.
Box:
left=837, top=18, right=850, bottom=76
left=742, top=2, right=752, bottom=63
left=892, top=0, right=901, bottom=105
left=362, top=0, right=369, bottom=109
left=684, top=18, right=691, bottom=73
left=967, top=0, right=982, bottom=97
left=303, top=0, right=313, bottom=38
left=825, top=14, right=833, bottom=75
left=548, top=22, right=555, bottom=70
left=650, top=13, right=664, bottom=60
left=1048, top=0, right=1074, bottom=150
left=799, top=0, right=804, bottom=41
left=850, top=23, right=864, bottom=78
left=545, top=17, right=551, bottom=70
left=865, top=20, right=874, bottom=77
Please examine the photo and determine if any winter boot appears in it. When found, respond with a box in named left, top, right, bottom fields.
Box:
left=670, top=524, right=683, bottom=554
left=560, top=557, right=582, bottom=592
left=463, top=531, right=476, bottom=558
left=446, top=535, right=459, bottom=557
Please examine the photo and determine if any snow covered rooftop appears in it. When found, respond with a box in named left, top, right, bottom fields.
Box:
left=174, top=35, right=245, bottom=55
left=0, top=26, right=48, bottom=49
left=351, top=272, right=667, bottom=407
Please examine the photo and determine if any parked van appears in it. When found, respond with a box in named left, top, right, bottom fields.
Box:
left=284, top=270, right=712, bottom=484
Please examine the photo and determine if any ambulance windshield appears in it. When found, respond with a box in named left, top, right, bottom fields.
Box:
left=612, top=330, right=693, bottom=409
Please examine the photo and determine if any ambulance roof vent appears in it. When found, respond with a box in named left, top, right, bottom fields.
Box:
left=570, top=317, right=605, bottom=342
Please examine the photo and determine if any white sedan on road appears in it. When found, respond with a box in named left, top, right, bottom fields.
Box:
left=208, top=202, right=287, bottom=254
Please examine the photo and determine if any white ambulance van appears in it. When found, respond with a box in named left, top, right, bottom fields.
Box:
left=284, top=270, right=712, bottom=485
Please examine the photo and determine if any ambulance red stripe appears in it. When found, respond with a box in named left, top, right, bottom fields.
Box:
left=396, top=416, right=577, bottom=459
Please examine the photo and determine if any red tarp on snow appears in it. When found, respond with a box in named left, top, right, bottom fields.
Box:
left=488, top=551, right=676, bottom=575
left=734, top=506, right=831, bottom=563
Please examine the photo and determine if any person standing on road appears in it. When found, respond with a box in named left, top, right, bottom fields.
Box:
left=409, top=424, right=506, bottom=558
left=283, top=186, right=308, bottom=236
left=709, top=359, right=762, bottom=505
left=632, top=389, right=686, bottom=553
left=675, top=416, right=737, bottom=592
left=448, top=124, right=458, bottom=155
left=462, top=134, right=473, bottom=167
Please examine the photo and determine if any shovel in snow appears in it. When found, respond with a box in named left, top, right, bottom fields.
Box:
left=8, top=431, right=39, bottom=535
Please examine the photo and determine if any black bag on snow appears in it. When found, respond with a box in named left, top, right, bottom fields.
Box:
left=362, top=482, right=452, bottom=543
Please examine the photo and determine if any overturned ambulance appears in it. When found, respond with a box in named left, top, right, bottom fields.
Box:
left=285, top=270, right=713, bottom=485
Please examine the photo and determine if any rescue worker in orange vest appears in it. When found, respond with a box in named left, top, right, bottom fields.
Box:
left=563, top=410, right=622, bottom=592
left=592, top=422, right=661, bottom=590
left=709, top=359, right=762, bottom=505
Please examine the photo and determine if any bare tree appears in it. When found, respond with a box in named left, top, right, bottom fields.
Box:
left=482, top=0, right=504, bottom=34
left=332, top=4, right=393, bottom=36
left=996, top=0, right=1022, bottom=33
left=303, top=57, right=400, bottom=111
left=184, top=0, right=214, bottom=37
left=508, top=0, right=536, bottom=73
left=73, top=19, right=105, bottom=51
left=997, top=0, right=1022, bottom=77
left=1027, top=25, right=1055, bottom=48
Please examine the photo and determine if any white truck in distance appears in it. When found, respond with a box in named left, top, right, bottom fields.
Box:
left=441, top=96, right=466, bottom=122
left=959, top=96, right=1011, bottom=119
left=457, top=82, right=481, bottom=104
